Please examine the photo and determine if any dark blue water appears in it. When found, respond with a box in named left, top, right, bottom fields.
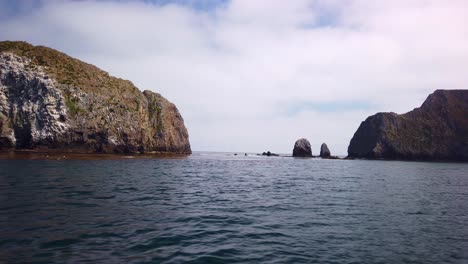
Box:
left=1, top=152, right=468, bottom=264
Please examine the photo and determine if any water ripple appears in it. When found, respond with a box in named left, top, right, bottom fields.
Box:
left=1, top=153, right=468, bottom=263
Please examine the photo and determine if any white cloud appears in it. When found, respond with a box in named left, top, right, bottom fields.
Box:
left=1, top=0, right=468, bottom=154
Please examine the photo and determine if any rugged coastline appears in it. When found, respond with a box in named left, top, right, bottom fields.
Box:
left=1, top=42, right=467, bottom=162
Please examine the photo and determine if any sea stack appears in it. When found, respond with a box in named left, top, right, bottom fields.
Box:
left=347, top=90, right=468, bottom=161
left=0, top=41, right=191, bottom=154
left=292, top=138, right=312, bottom=157
left=320, top=143, right=331, bottom=158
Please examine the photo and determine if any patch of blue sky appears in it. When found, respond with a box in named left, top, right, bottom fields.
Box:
left=139, top=0, right=227, bottom=11
left=0, top=0, right=228, bottom=19
left=286, top=100, right=373, bottom=116
left=0, top=0, right=43, bottom=20
left=300, top=2, right=341, bottom=29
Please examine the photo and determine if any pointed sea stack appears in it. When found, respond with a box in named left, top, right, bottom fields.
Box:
left=0, top=41, right=191, bottom=154
left=293, top=138, right=312, bottom=157
left=320, top=143, right=331, bottom=158
left=347, top=90, right=468, bottom=161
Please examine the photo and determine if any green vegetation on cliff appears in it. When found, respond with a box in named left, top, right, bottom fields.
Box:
left=0, top=41, right=191, bottom=154
left=0, top=41, right=141, bottom=108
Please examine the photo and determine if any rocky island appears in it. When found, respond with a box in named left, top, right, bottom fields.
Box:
left=0, top=41, right=191, bottom=154
left=348, top=90, right=468, bottom=161
left=319, top=143, right=330, bottom=158
left=293, top=138, right=313, bottom=157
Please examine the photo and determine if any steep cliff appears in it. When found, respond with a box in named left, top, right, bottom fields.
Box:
left=0, top=41, right=191, bottom=154
left=348, top=90, right=468, bottom=161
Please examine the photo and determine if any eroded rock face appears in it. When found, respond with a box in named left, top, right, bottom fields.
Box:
left=293, top=138, right=312, bottom=157
left=0, top=41, right=191, bottom=154
left=347, top=90, right=468, bottom=161
left=320, top=143, right=331, bottom=158
left=143, top=91, right=191, bottom=154
left=0, top=53, right=69, bottom=149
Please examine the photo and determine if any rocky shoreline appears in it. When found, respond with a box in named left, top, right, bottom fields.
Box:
left=0, top=150, right=190, bottom=160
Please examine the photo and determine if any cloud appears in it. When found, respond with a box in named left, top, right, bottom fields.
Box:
left=1, top=0, right=468, bottom=154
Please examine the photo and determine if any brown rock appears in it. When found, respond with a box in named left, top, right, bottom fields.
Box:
left=0, top=41, right=191, bottom=154
left=347, top=90, right=468, bottom=161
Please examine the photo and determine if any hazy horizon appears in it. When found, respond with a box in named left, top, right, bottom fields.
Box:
left=1, top=0, right=467, bottom=154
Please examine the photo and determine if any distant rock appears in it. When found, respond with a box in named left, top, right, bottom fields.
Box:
left=262, top=151, right=279, bottom=157
left=292, top=138, right=312, bottom=157
left=0, top=41, right=191, bottom=154
left=347, top=90, right=468, bottom=161
left=320, top=143, right=331, bottom=158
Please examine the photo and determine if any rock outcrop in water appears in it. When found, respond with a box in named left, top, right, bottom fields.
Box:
left=292, top=138, right=312, bottom=157
left=320, top=143, right=331, bottom=158
left=348, top=90, right=468, bottom=161
left=0, top=41, right=191, bottom=154
left=262, top=151, right=279, bottom=157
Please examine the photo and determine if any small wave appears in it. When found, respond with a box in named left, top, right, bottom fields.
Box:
left=94, top=195, right=116, bottom=200
left=126, top=235, right=187, bottom=253
left=134, top=228, right=157, bottom=235
left=183, top=250, right=240, bottom=264
left=131, top=196, right=155, bottom=202
left=61, top=202, right=98, bottom=207
left=80, top=232, right=123, bottom=239
left=41, top=238, right=82, bottom=249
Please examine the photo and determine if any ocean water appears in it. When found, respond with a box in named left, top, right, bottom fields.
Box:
left=1, top=152, right=468, bottom=264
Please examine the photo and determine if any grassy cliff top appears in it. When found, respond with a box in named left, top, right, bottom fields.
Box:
left=0, top=41, right=142, bottom=100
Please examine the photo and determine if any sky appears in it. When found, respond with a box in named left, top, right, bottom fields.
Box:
left=1, top=0, right=468, bottom=154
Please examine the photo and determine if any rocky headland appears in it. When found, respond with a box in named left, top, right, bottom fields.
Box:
left=0, top=41, right=191, bottom=154
left=348, top=90, right=468, bottom=161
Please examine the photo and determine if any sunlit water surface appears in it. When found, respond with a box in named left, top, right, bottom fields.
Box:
left=1, top=152, right=468, bottom=263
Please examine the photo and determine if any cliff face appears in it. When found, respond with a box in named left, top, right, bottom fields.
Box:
left=0, top=41, right=191, bottom=154
left=348, top=90, right=468, bottom=161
